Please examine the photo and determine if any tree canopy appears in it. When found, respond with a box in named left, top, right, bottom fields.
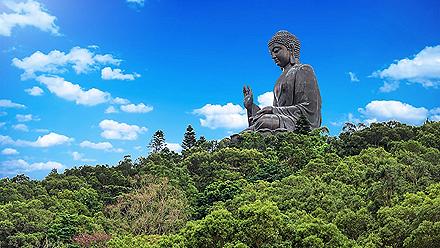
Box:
left=1, top=121, right=440, bottom=247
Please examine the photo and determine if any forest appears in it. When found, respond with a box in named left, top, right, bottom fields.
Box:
left=1, top=120, right=440, bottom=248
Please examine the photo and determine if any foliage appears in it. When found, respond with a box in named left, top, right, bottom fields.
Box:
left=182, top=125, right=197, bottom=151
left=149, top=130, right=166, bottom=153
left=106, top=177, right=190, bottom=235
left=1, top=121, right=440, bottom=247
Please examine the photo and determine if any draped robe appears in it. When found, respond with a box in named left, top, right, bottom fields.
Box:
left=246, top=63, right=321, bottom=132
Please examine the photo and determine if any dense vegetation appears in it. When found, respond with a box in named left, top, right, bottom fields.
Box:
left=1, top=121, right=440, bottom=248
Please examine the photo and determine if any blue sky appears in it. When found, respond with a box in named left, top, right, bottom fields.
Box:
left=1, top=0, right=439, bottom=179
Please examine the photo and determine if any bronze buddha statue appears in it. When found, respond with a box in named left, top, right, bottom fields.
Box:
left=242, top=30, right=322, bottom=132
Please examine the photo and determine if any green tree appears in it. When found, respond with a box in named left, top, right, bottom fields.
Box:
left=149, top=130, right=166, bottom=153
left=295, top=112, right=312, bottom=134
left=182, top=125, right=197, bottom=150
left=106, top=177, right=190, bottom=235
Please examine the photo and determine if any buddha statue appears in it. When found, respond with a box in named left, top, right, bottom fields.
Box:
left=242, top=30, right=322, bottom=132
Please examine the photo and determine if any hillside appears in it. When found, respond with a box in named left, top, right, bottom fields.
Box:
left=1, top=121, right=440, bottom=248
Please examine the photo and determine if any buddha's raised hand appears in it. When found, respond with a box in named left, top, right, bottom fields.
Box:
left=243, top=85, right=253, bottom=110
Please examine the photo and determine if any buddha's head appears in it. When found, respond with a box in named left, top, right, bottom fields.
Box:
left=268, top=30, right=300, bottom=69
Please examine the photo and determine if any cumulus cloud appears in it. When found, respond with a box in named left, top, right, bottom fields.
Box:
left=12, top=124, right=28, bottom=132
left=358, top=100, right=429, bottom=125
left=0, top=0, right=59, bottom=37
left=127, top=0, right=145, bottom=6
left=71, top=151, right=95, bottom=162
left=429, top=108, right=440, bottom=121
left=372, top=45, right=440, bottom=88
left=35, top=128, right=49, bottom=133
left=0, top=159, right=63, bottom=174
left=120, top=103, right=153, bottom=113
left=12, top=46, right=121, bottom=79
left=1, top=148, right=19, bottom=155
left=0, top=135, right=14, bottom=145
left=166, top=143, right=183, bottom=153
left=80, top=140, right=113, bottom=150
left=71, top=151, right=82, bottom=160
left=25, top=86, right=44, bottom=96
left=1, top=132, right=73, bottom=147
left=99, top=119, right=147, bottom=140
left=0, top=99, right=26, bottom=108
left=257, top=92, right=274, bottom=108
left=16, top=114, right=38, bottom=122
left=379, top=81, right=400, bottom=93
left=25, top=132, right=73, bottom=147
left=193, top=103, right=248, bottom=129
left=348, top=72, right=360, bottom=82
left=330, top=113, right=362, bottom=127
left=101, top=67, right=140, bottom=81
left=36, top=75, right=110, bottom=106
left=112, top=97, right=130, bottom=105
left=105, top=106, right=118, bottom=114
left=79, top=140, right=123, bottom=152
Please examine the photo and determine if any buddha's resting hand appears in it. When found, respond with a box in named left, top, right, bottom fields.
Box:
left=243, top=85, right=254, bottom=110
left=254, top=106, right=274, bottom=121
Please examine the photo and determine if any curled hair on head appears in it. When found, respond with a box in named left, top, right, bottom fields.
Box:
left=268, top=30, right=301, bottom=61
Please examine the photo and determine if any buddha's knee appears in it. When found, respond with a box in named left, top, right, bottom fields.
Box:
left=254, top=114, right=280, bottom=130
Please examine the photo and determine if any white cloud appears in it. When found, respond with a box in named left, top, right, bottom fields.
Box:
left=112, top=97, right=130, bottom=105
left=0, top=132, right=73, bottom=147
left=0, top=122, right=5, bottom=128
left=1, top=148, right=18, bottom=155
left=120, top=103, right=153, bottom=113
left=71, top=151, right=82, bottom=160
left=358, top=100, right=428, bottom=125
left=431, top=108, right=440, bottom=115
left=99, top=119, right=147, bottom=140
left=16, top=114, right=38, bottom=122
left=134, top=145, right=143, bottom=151
left=35, top=128, right=49, bottom=133
left=372, top=45, right=440, bottom=88
left=127, top=0, right=145, bottom=6
left=166, top=143, right=183, bottom=153
left=0, top=135, right=14, bottom=145
left=429, top=108, right=440, bottom=121
left=70, top=151, right=95, bottom=162
left=1, top=159, right=63, bottom=173
left=12, top=124, right=28, bottom=132
left=88, top=45, right=99, bottom=49
left=25, top=86, right=44, bottom=96
left=80, top=140, right=113, bottom=150
left=330, top=113, right=362, bottom=127
left=257, top=92, right=274, bottom=108
left=36, top=75, right=110, bottom=106
left=12, top=46, right=121, bottom=79
left=379, top=81, right=400, bottom=93
left=79, top=140, right=123, bottom=152
left=105, top=106, right=118, bottom=114
left=101, top=67, right=140, bottom=81
left=26, top=132, right=73, bottom=147
left=193, top=103, right=248, bottom=130
left=0, top=0, right=59, bottom=37
left=0, top=99, right=26, bottom=108
left=348, top=72, right=360, bottom=82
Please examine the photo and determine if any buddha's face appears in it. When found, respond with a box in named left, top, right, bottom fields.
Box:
left=269, top=42, right=291, bottom=68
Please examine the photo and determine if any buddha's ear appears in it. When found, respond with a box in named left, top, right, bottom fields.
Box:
left=289, top=52, right=295, bottom=65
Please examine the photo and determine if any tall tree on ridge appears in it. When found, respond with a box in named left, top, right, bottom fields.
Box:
left=182, top=125, right=197, bottom=150
left=148, top=130, right=166, bottom=153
